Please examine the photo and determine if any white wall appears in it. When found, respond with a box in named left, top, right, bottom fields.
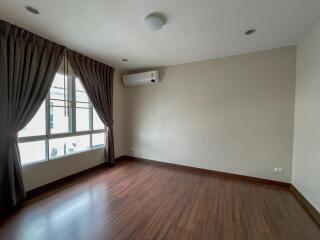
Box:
left=124, top=47, right=296, bottom=183
left=23, top=71, right=126, bottom=191
left=293, top=20, right=320, bottom=211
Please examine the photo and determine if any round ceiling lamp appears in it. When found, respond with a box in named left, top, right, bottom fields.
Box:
left=143, top=14, right=165, bottom=31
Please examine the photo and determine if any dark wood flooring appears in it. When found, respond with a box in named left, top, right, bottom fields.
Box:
left=0, top=158, right=319, bottom=240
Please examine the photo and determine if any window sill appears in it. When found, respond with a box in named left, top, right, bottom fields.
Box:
left=22, top=146, right=105, bottom=167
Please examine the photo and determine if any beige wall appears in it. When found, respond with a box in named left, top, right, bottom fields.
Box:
left=113, top=71, right=126, bottom=157
left=23, top=71, right=126, bottom=191
left=124, top=47, right=296, bottom=183
left=23, top=148, right=105, bottom=191
left=293, top=20, right=320, bottom=211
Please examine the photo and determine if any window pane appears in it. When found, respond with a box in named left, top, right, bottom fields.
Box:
left=19, top=141, right=46, bottom=165
left=18, top=102, right=45, bottom=137
left=50, top=73, right=72, bottom=134
left=75, top=78, right=89, bottom=103
left=50, top=99, right=70, bottom=107
left=76, top=108, right=90, bottom=132
left=76, top=102, right=91, bottom=108
left=50, top=73, right=69, bottom=101
left=49, top=135, right=90, bottom=159
left=92, top=133, right=105, bottom=148
left=50, top=106, right=71, bottom=134
left=93, top=109, right=104, bottom=130
left=75, top=77, right=91, bottom=132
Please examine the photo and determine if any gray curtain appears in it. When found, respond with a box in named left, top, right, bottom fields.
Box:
left=0, top=20, right=64, bottom=210
left=68, top=51, right=115, bottom=165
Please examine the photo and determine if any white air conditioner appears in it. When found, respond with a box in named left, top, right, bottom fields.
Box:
left=123, top=70, right=160, bottom=86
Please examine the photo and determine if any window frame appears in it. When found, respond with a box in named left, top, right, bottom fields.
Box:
left=18, top=73, right=105, bottom=164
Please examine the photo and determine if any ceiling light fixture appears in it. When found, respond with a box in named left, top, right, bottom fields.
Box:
left=245, top=29, right=256, bottom=35
left=25, top=6, right=39, bottom=15
left=144, top=14, right=165, bottom=31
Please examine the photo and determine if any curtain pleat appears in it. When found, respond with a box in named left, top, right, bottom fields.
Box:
left=67, top=51, right=115, bottom=165
left=0, top=20, right=64, bottom=211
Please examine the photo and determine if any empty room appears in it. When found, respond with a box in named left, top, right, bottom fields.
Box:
left=0, top=0, right=320, bottom=239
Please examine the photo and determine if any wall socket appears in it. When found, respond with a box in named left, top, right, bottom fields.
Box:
left=274, top=168, right=284, bottom=173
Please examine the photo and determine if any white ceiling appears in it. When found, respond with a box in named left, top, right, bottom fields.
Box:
left=0, top=0, right=320, bottom=71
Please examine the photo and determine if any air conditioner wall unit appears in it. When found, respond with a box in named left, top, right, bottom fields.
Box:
left=123, top=70, right=160, bottom=86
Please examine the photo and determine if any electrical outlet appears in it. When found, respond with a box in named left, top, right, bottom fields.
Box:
left=274, top=168, right=284, bottom=173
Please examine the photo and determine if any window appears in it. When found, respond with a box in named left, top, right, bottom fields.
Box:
left=75, top=78, right=91, bottom=132
left=19, top=141, right=46, bottom=165
left=19, top=103, right=46, bottom=137
left=49, top=73, right=72, bottom=134
left=92, top=133, right=105, bottom=148
left=18, top=73, right=105, bottom=165
left=49, top=135, right=91, bottom=159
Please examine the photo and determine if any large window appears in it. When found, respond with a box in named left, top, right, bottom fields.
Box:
left=18, top=73, right=105, bottom=165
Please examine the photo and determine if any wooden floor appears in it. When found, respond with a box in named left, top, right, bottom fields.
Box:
left=0, top=159, right=319, bottom=240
